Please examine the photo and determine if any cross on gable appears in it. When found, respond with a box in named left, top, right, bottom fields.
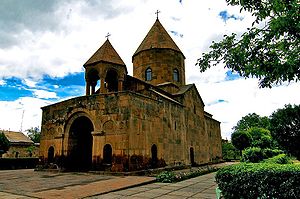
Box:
left=155, top=10, right=160, bottom=19
left=105, top=32, right=111, bottom=40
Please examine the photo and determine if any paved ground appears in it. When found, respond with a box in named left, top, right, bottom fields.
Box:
left=88, top=172, right=218, bottom=199
left=0, top=163, right=233, bottom=198
left=0, top=170, right=155, bottom=199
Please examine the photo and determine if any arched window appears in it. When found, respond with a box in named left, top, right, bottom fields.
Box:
left=145, top=68, right=152, bottom=81
left=173, top=69, right=179, bottom=82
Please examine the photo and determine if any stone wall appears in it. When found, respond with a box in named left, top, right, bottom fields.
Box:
left=133, top=49, right=185, bottom=86
left=40, top=88, right=222, bottom=171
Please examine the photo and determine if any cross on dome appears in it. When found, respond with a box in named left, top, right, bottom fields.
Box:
left=155, top=10, right=160, bottom=19
left=105, top=32, right=111, bottom=40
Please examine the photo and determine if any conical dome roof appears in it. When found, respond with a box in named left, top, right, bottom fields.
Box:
left=133, top=19, right=184, bottom=57
left=84, top=39, right=125, bottom=67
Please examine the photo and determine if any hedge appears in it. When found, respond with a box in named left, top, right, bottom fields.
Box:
left=263, top=154, right=292, bottom=164
left=215, top=163, right=300, bottom=199
left=0, top=158, right=39, bottom=170
left=241, top=147, right=284, bottom=163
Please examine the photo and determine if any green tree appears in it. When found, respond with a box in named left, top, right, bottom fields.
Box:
left=222, top=140, right=240, bottom=160
left=26, top=127, right=41, bottom=143
left=0, top=132, right=10, bottom=157
left=270, top=104, right=300, bottom=160
left=231, top=131, right=252, bottom=155
left=197, top=0, right=300, bottom=88
left=233, top=113, right=270, bottom=132
left=246, top=127, right=273, bottom=149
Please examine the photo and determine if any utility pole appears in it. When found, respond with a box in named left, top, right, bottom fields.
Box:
left=20, top=110, right=24, bottom=132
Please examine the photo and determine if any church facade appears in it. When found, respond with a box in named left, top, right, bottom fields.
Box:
left=39, top=19, right=222, bottom=171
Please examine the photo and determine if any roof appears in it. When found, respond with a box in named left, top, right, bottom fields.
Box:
left=173, top=84, right=205, bottom=106
left=84, top=39, right=125, bottom=67
left=133, top=19, right=184, bottom=57
left=2, top=131, right=33, bottom=144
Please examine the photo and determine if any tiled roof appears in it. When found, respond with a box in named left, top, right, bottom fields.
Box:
left=84, top=39, right=125, bottom=66
left=133, top=19, right=184, bottom=57
left=2, top=131, right=33, bottom=144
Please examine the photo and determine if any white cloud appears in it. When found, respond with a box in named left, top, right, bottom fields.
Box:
left=23, top=79, right=37, bottom=88
left=0, top=0, right=299, bottom=140
left=33, top=90, right=58, bottom=99
left=0, top=79, right=5, bottom=86
left=0, top=97, right=51, bottom=133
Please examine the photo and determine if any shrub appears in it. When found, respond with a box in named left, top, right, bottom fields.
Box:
left=216, top=163, right=300, bottom=199
left=241, top=147, right=264, bottom=163
left=263, top=154, right=292, bottom=164
left=156, top=166, right=220, bottom=183
left=262, top=148, right=283, bottom=158
left=156, top=171, right=176, bottom=183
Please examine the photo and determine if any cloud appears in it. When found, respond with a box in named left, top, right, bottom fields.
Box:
left=0, top=97, right=51, bottom=132
left=32, top=90, right=58, bottom=99
left=0, top=0, right=299, bottom=141
left=0, top=79, right=5, bottom=86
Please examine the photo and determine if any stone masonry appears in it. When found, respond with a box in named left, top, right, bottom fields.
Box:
left=39, top=18, right=222, bottom=171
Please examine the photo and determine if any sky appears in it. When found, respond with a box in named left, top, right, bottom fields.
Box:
left=0, top=0, right=299, bottom=139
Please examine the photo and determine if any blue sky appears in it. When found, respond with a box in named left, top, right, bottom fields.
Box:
left=1, top=0, right=299, bottom=139
left=1, top=73, right=85, bottom=101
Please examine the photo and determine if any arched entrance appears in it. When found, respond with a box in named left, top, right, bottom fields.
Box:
left=48, top=146, right=54, bottom=163
left=105, top=69, right=118, bottom=92
left=103, top=144, right=112, bottom=165
left=190, top=147, right=195, bottom=166
left=67, top=116, right=93, bottom=170
left=151, top=144, right=158, bottom=168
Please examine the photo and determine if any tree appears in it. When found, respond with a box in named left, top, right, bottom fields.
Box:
left=222, top=140, right=240, bottom=160
left=231, top=130, right=252, bottom=155
left=197, top=0, right=300, bottom=88
left=26, top=127, right=41, bottom=143
left=0, top=132, right=10, bottom=157
left=233, top=113, right=270, bottom=132
left=246, top=127, right=273, bottom=149
left=270, top=104, right=300, bottom=160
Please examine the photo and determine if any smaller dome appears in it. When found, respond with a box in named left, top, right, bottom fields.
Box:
left=84, top=39, right=125, bottom=67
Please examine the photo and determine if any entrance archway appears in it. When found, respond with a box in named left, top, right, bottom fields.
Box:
left=67, top=116, right=93, bottom=170
left=151, top=144, right=158, bottom=168
left=190, top=147, right=195, bottom=166
left=103, top=144, right=112, bottom=165
left=48, top=146, right=54, bottom=163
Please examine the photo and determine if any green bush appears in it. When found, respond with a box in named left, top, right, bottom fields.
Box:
left=156, top=166, right=219, bottom=183
left=216, top=163, right=300, bottom=199
left=156, top=171, right=176, bottom=183
left=242, top=147, right=285, bottom=163
left=241, top=147, right=264, bottom=163
left=263, top=154, right=292, bottom=164
left=262, top=148, right=283, bottom=158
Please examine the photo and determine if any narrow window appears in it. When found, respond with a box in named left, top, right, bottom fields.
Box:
left=173, top=69, right=179, bottom=82
left=145, top=68, right=152, bottom=81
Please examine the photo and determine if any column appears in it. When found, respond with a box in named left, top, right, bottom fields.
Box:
left=86, top=82, right=90, bottom=96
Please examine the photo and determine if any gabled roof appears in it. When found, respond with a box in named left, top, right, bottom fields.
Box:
left=173, top=84, right=205, bottom=106
left=2, top=131, right=33, bottom=144
left=133, top=19, right=184, bottom=57
left=84, top=39, right=125, bottom=67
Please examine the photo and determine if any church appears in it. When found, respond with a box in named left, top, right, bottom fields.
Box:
left=39, top=17, right=222, bottom=171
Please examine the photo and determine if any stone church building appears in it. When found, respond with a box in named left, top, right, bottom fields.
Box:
left=40, top=18, right=222, bottom=171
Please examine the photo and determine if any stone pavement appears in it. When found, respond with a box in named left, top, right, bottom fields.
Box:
left=0, top=169, right=155, bottom=199
left=87, top=172, right=218, bottom=199
left=0, top=163, right=232, bottom=199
